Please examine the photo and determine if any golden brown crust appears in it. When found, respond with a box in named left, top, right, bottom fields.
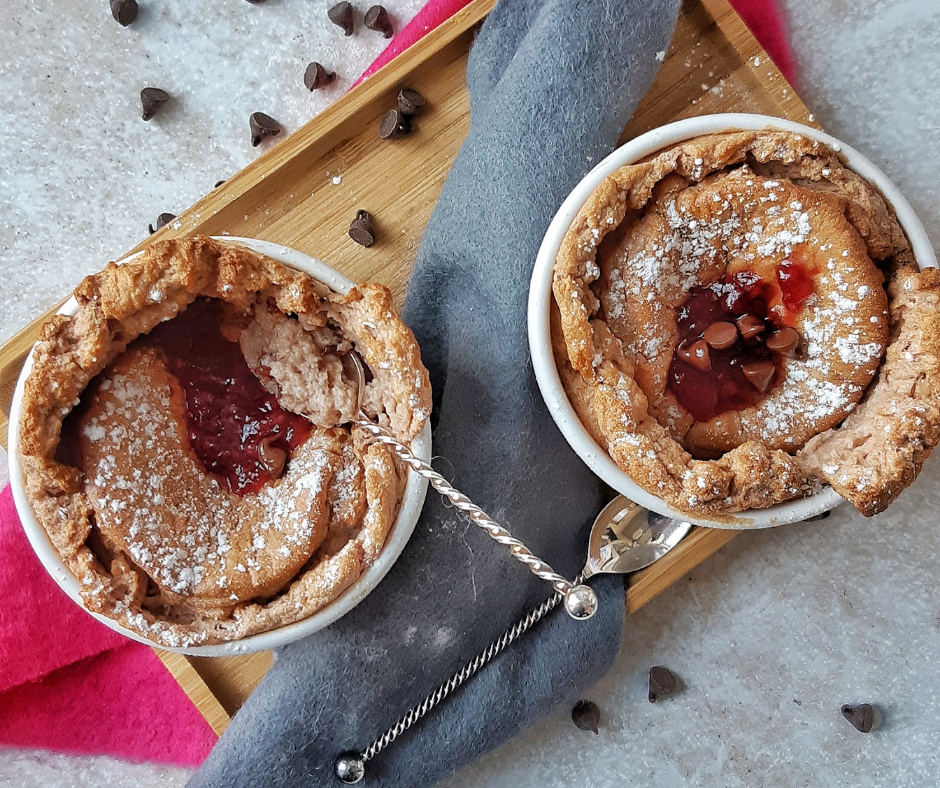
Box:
left=552, top=130, right=940, bottom=517
left=798, top=262, right=940, bottom=515
left=18, top=236, right=428, bottom=647
left=600, top=166, right=887, bottom=455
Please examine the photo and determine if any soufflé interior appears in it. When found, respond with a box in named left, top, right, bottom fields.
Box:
left=18, top=237, right=430, bottom=647
left=553, top=130, right=940, bottom=518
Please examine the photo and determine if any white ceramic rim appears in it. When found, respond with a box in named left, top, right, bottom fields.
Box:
left=8, top=236, right=431, bottom=655
left=528, top=113, right=939, bottom=530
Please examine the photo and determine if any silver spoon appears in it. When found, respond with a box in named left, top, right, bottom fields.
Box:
left=345, top=353, right=598, bottom=620
left=584, top=495, right=692, bottom=578
left=334, top=495, right=692, bottom=783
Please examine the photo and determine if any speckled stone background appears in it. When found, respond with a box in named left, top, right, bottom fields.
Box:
left=2, top=0, right=939, bottom=786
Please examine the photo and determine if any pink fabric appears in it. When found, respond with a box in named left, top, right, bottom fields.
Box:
left=0, top=641, right=218, bottom=765
left=355, top=0, right=476, bottom=85
left=358, top=0, right=796, bottom=87
left=0, top=485, right=127, bottom=694
left=729, top=0, right=797, bottom=83
left=0, top=0, right=794, bottom=767
left=0, top=484, right=217, bottom=765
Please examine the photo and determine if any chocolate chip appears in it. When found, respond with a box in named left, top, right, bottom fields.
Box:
left=648, top=666, right=679, bottom=703
left=140, top=87, right=170, bottom=121
left=148, top=212, right=176, bottom=235
left=304, top=62, right=336, bottom=91
left=328, top=2, right=354, bottom=36
left=364, top=5, right=394, bottom=38
left=736, top=313, right=765, bottom=341
left=379, top=108, right=412, bottom=140
left=703, top=321, right=738, bottom=351
left=841, top=703, right=877, bottom=733
left=766, top=326, right=801, bottom=358
left=676, top=339, right=711, bottom=372
left=741, top=359, right=776, bottom=393
left=258, top=438, right=287, bottom=478
left=215, top=180, right=226, bottom=188
left=249, top=112, right=281, bottom=147
left=348, top=209, right=375, bottom=247
left=397, top=87, right=426, bottom=116
left=571, top=699, right=601, bottom=734
left=110, top=0, right=138, bottom=26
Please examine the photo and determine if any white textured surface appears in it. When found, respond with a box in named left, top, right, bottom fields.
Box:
left=0, top=0, right=425, bottom=347
left=0, top=750, right=190, bottom=788
left=3, top=0, right=940, bottom=786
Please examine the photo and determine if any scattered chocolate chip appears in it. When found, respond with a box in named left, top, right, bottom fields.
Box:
left=571, top=699, right=601, bottom=734
left=742, top=359, right=776, bottom=393
left=648, top=666, right=679, bottom=703
left=328, top=1, right=354, bottom=36
left=215, top=179, right=226, bottom=188
left=378, top=108, right=412, bottom=140
left=736, top=313, right=765, bottom=341
left=304, top=62, right=336, bottom=91
left=258, top=438, right=287, bottom=477
left=348, top=209, right=375, bottom=247
left=140, top=87, right=170, bottom=121
left=148, top=212, right=176, bottom=235
left=766, top=326, right=800, bottom=357
left=841, top=703, right=877, bottom=733
left=249, top=112, right=281, bottom=147
left=676, top=339, right=711, bottom=372
left=110, top=0, right=138, bottom=26
left=364, top=5, right=394, bottom=38
left=397, top=87, right=426, bottom=116
left=703, top=321, right=738, bottom=351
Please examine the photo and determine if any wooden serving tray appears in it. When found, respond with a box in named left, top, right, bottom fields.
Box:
left=0, top=0, right=812, bottom=736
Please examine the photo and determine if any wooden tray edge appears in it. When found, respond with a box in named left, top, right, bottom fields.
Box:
left=155, top=650, right=233, bottom=736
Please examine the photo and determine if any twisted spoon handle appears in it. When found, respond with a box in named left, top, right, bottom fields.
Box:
left=334, top=573, right=587, bottom=783
left=331, top=355, right=599, bottom=785
left=344, top=353, right=594, bottom=615
left=354, top=417, right=577, bottom=598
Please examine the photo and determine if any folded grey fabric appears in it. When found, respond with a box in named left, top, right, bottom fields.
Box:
left=189, top=1, right=679, bottom=785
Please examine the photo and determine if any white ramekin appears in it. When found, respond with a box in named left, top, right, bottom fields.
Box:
left=8, top=237, right=430, bottom=655
left=528, top=113, right=938, bottom=530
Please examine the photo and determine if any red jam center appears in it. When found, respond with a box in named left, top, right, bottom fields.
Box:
left=776, top=257, right=815, bottom=315
left=667, top=272, right=781, bottom=423
left=145, top=298, right=312, bottom=495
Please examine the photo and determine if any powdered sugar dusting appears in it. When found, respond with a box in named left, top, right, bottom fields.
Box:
left=594, top=162, right=887, bottom=455
left=80, top=351, right=344, bottom=601
left=738, top=289, right=883, bottom=443
left=835, top=332, right=883, bottom=366
left=602, top=168, right=814, bottom=368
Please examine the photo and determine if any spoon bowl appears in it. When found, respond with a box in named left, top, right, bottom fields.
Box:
left=584, top=496, right=693, bottom=579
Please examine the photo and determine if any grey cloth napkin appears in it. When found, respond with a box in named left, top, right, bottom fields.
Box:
left=189, top=0, right=679, bottom=785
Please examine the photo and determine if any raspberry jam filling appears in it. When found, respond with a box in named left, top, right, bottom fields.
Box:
left=776, top=253, right=816, bottom=316
left=667, top=270, right=803, bottom=424
left=145, top=298, right=312, bottom=495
